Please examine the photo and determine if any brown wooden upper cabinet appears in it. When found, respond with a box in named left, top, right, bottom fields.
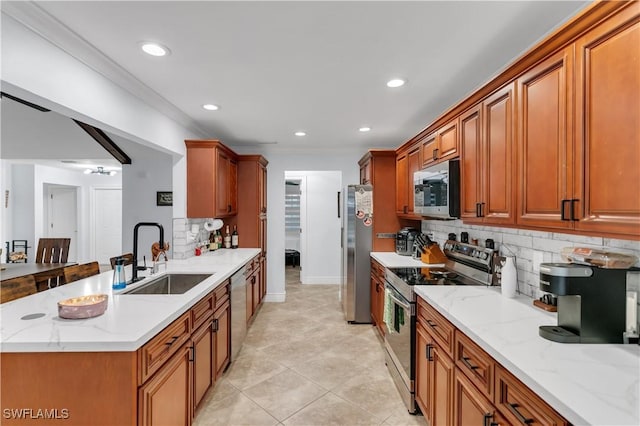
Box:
left=517, top=4, right=640, bottom=237
left=460, top=83, right=516, bottom=225
left=517, top=47, right=574, bottom=231
left=572, top=5, right=640, bottom=237
left=396, top=143, right=422, bottom=218
left=185, top=140, right=238, bottom=218
left=421, top=118, right=459, bottom=168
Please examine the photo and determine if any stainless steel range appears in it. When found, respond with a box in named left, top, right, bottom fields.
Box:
left=383, top=239, right=496, bottom=414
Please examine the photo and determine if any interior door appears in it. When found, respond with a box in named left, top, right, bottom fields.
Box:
left=94, top=188, right=122, bottom=265
left=47, top=185, right=78, bottom=262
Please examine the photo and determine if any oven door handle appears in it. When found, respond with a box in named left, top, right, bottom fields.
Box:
left=384, top=283, right=411, bottom=311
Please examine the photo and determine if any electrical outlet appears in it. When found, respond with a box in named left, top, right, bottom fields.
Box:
left=532, top=250, right=544, bottom=273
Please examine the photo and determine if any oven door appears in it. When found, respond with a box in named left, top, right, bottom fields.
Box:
left=383, top=283, right=415, bottom=399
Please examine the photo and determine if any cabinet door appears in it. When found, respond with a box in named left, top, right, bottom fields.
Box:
left=215, top=150, right=231, bottom=217
left=259, top=162, right=268, bottom=216
left=460, top=105, right=483, bottom=221
left=421, top=132, right=438, bottom=167
left=396, top=153, right=409, bottom=214
left=139, top=344, right=192, bottom=426
left=251, top=270, right=260, bottom=314
left=213, top=301, right=231, bottom=380
left=431, top=343, right=454, bottom=426
left=482, top=84, right=516, bottom=224
left=574, top=5, right=640, bottom=236
left=407, top=145, right=422, bottom=216
left=438, top=119, right=459, bottom=161
left=517, top=48, right=574, bottom=230
left=228, top=159, right=238, bottom=215
left=453, top=370, right=503, bottom=426
left=370, top=272, right=378, bottom=326
left=376, top=281, right=385, bottom=336
left=192, top=320, right=213, bottom=410
left=415, top=322, right=431, bottom=420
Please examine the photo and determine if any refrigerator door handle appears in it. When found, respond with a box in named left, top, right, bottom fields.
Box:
left=337, top=191, right=341, bottom=218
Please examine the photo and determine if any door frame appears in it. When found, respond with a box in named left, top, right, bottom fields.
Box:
left=89, top=186, right=122, bottom=264
left=44, top=184, right=79, bottom=262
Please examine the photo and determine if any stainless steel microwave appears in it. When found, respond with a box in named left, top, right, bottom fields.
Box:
left=413, top=159, right=460, bottom=219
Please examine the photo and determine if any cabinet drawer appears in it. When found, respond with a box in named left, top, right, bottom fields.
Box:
left=138, top=312, right=191, bottom=385
left=214, top=280, right=230, bottom=310
left=191, top=292, right=214, bottom=331
left=417, top=297, right=455, bottom=356
left=371, top=260, right=385, bottom=278
left=455, top=330, right=495, bottom=401
left=495, top=365, right=568, bottom=426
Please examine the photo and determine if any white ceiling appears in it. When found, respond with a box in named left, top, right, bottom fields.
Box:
left=3, top=1, right=589, bottom=154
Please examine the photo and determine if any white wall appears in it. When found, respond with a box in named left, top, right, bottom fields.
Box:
left=121, top=140, right=174, bottom=264
left=233, top=147, right=361, bottom=301
left=1, top=13, right=202, bottom=217
left=1, top=162, right=121, bottom=263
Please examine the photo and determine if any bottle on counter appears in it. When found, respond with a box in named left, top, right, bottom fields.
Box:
left=231, top=225, right=239, bottom=249
left=112, top=258, right=126, bottom=290
left=209, top=231, right=217, bottom=251
left=224, top=225, right=231, bottom=249
left=215, top=230, right=223, bottom=248
left=501, top=256, right=517, bottom=298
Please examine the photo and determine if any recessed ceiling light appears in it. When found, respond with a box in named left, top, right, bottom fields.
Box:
left=386, top=78, right=406, bottom=88
left=203, top=104, right=219, bottom=111
left=359, top=127, right=371, bottom=132
left=294, top=131, right=306, bottom=137
left=141, top=42, right=170, bottom=57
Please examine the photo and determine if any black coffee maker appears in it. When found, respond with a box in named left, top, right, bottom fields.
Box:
left=538, top=263, right=628, bottom=343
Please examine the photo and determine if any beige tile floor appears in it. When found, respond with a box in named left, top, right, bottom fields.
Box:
left=194, top=266, right=427, bottom=426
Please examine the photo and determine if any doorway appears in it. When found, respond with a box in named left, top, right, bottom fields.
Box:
left=284, top=171, right=342, bottom=285
left=45, top=184, right=78, bottom=262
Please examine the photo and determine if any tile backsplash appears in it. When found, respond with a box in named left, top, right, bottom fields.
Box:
left=172, top=218, right=212, bottom=259
left=421, top=219, right=640, bottom=335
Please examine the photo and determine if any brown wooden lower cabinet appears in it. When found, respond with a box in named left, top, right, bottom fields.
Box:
left=245, top=254, right=263, bottom=324
left=213, top=299, right=231, bottom=380
left=453, top=369, right=506, bottom=426
left=139, top=343, right=192, bottom=426
left=416, top=308, right=454, bottom=426
left=417, top=295, right=568, bottom=426
left=370, top=259, right=386, bottom=336
left=192, top=318, right=214, bottom=410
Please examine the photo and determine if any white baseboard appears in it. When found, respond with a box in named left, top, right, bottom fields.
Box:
left=301, top=276, right=341, bottom=285
left=263, top=292, right=286, bottom=302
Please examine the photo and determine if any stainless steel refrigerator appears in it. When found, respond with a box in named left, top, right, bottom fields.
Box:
left=341, top=184, right=372, bottom=323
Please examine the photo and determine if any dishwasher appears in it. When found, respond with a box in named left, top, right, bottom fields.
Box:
left=230, top=265, right=247, bottom=361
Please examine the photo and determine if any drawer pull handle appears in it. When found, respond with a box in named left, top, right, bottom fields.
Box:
left=165, top=336, right=179, bottom=346
left=426, top=319, right=437, bottom=328
left=507, top=403, right=533, bottom=424
left=212, top=319, right=219, bottom=332
left=426, top=344, right=433, bottom=361
left=189, top=345, right=195, bottom=362
left=461, top=356, right=479, bottom=370
left=483, top=413, right=492, bottom=426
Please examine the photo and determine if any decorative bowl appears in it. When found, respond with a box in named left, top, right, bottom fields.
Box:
left=58, top=294, right=108, bottom=319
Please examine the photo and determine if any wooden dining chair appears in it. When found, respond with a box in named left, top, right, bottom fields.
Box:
left=34, top=238, right=71, bottom=264
left=109, top=253, right=134, bottom=269
left=1, top=275, right=37, bottom=303
left=62, top=262, right=100, bottom=284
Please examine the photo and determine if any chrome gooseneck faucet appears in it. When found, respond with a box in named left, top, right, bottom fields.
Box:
left=132, top=222, right=165, bottom=283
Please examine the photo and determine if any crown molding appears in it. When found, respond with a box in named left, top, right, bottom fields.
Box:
left=1, top=1, right=208, bottom=138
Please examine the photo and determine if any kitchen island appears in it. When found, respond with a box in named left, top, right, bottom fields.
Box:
left=414, top=285, right=640, bottom=426
left=0, top=248, right=259, bottom=425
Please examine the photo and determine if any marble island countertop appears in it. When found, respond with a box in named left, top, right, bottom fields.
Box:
left=0, top=248, right=260, bottom=353
left=414, top=285, right=640, bottom=426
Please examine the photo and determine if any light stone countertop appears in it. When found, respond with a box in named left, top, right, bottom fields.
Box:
left=0, top=248, right=260, bottom=353
left=370, top=251, right=444, bottom=268
left=414, top=285, right=640, bottom=426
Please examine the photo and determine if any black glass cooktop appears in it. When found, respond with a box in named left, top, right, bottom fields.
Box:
left=387, top=267, right=480, bottom=286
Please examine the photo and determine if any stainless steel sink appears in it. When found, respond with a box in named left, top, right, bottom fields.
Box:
left=123, top=273, right=213, bottom=295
